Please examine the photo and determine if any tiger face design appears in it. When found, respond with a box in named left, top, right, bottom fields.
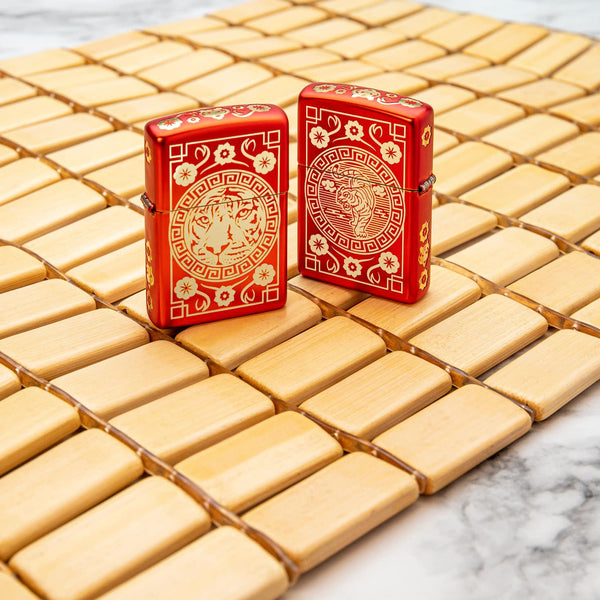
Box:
left=186, top=187, right=265, bottom=266
left=336, top=173, right=375, bottom=239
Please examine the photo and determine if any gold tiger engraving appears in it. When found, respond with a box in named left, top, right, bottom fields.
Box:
left=186, top=187, right=265, bottom=267
left=335, top=170, right=375, bottom=239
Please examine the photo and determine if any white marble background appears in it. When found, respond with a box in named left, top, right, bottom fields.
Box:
left=1, top=1, right=599, bottom=599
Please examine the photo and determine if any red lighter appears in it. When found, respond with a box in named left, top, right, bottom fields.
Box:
left=143, top=104, right=288, bottom=328
left=298, top=83, right=434, bottom=303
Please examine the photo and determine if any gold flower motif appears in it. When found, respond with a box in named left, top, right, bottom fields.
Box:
left=422, top=125, right=432, bottom=147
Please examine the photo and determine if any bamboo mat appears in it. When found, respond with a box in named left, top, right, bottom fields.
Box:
left=1, top=0, right=600, bottom=598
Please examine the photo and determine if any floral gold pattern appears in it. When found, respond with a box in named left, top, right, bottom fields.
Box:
left=422, top=125, right=432, bottom=147
left=420, top=221, right=429, bottom=243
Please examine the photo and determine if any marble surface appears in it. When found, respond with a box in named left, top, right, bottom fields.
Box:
left=1, top=1, right=599, bottom=599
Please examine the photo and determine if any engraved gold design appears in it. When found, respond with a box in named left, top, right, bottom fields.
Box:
left=173, top=162, right=197, bottom=186
left=418, top=242, right=430, bottom=267
left=145, top=140, right=152, bottom=164
left=422, top=125, right=432, bottom=147
left=170, top=170, right=278, bottom=282
left=174, top=277, right=198, bottom=300
left=419, top=268, right=428, bottom=290
left=420, top=221, right=429, bottom=243
left=306, top=146, right=404, bottom=254
left=378, top=252, right=400, bottom=274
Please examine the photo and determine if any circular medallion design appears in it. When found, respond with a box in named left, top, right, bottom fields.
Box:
left=305, top=146, right=404, bottom=254
left=169, top=169, right=279, bottom=282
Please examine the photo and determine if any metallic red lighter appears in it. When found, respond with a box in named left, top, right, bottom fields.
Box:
left=143, top=104, right=288, bottom=328
left=298, top=83, right=434, bottom=303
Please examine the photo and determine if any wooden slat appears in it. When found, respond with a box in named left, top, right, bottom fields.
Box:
left=571, top=297, right=600, bottom=327
left=57, top=76, right=157, bottom=108
left=0, top=572, right=40, bottom=600
left=352, top=71, right=427, bottom=95
left=349, top=0, right=422, bottom=26
left=0, top=247, right=46, bottom=294
left=373, top=385, right=531, bottom=494
left=420, top=14, right=504, bottom=51
left=0, top=78, right=36, bottom=105
left=294, top=58, right=381, bottom=82
left=86, top=154, right=145, bottom=197
left=176, top=411, right=342, bottom=512
left=103, top=41, right=193, bottom=74
left=144, top=15, right=226, bottom=36
left=460, top=164, right=570, bottom=217
left=551, top=92, right=600, bottom=126
left=0, top=308, right=149, bottom=380
left=520, top=184, right=600, bottom=242
left=483, top=113, right=579, bottom=157
left=10, top=477, right=210, bottom=600
left=348, top=264, right=481, bottom=339
left=284, top=17, right=365, bottom=46
left=211, top=0, right=292, bottom=25
left=75, top=31, right=157, bottom=60
left=52, top=340, right=209, bottom=419
left=406, top=54, right=490, bottom=82
left=0, top=179, right=107, bottom=244
left=237, top=316, right=386, bottom=405
left=485, top=329, right=600, bottom=420
left=25, top=206, right=144, bottom=271
left=553, top=44, right=600, bottom=91
left=176, top=62, right=273, bottom=105
left=221, top=35, right=301, bottom=59
left=3, top=113, right=114, bottom=154
left=259, top=47, right=341, bottom=72
left=66, top=240, right=145, bottom=303
left=244, top=452, right=419, bottom=571
left=184, top=25, right=263, bottom=47
left=0, top=428, right=143, bottom=560
left=324, top=27, right=406, bottom=59
left=497, top=78, right=585, bottom=109
left=0, top=279, right=96, bottom=339
left=386, top=7, right=459, bottom=37
left=431, top=203, right=498, bottom=256
left=435, top=97, right=525, bottom=137
left=110, top=373, right=275, bottom=464
left=463, top=22, right=548, bottom=63
left=433, top=142, right=513, bottom=196
left=176, top=289, right=322, bottom=370
left=445, top=227, right=559, bottom=286
left=581, top=230, right=600, bottom=258
left=289, top=274, right=369, bottom=309
left=0, top=144, right=18, bottom=166
left=94, top=526, right=289, bottom=600
left=409, top=294, right=548, bottom=376
left=362, top=39, right=446, bottom=71
left=301, top=351, right=452, bottom=439
left=100, top=92, right=198, bottom=126
left=0, top=48, right=84, bottom=76
left=0, top=158, right=61, bottom=207
left=246, top=6, right=327, bottom=34
left=508, top=251, right=600, bottom=315
left=508, top=32, right=591, bottom=77
left=218, top=74, right=308, bottom=107
left=536, top=132, right=600, bottom=177
left=0, top=387, right=80, bottom=476
left=24, top=65, right=119, bottom=92
left=413, top=83, right=477, bottom=115
left=47, top=130, right=143, bottom=175
left=447, top=65, right=537, bottom=94
left=138, top=49, right=234, bottom=88
left=0, top=365, right=20, bottom=401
